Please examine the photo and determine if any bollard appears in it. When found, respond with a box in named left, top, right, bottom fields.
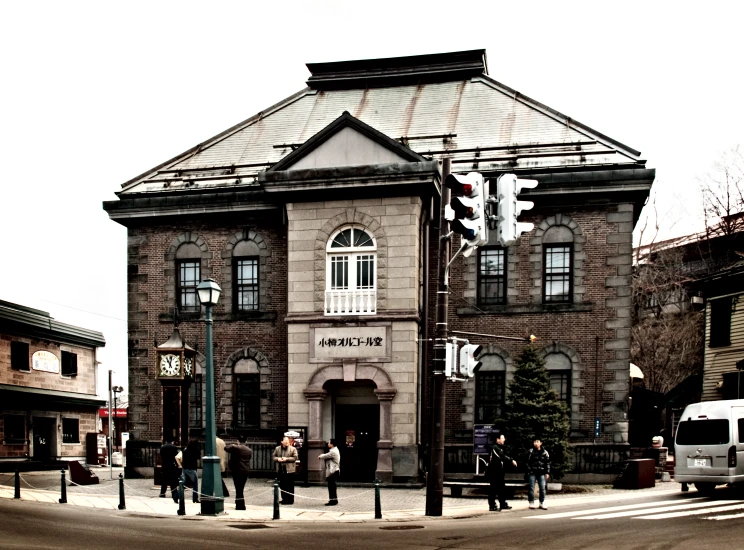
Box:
left=59, top=469, right=67, bottom=504
left=374, top=478, right=382, bottom=519
left=177, top=474, right=185, bottom=516
left=273, top=479, right=280, bottom=520
left=14, top=469, right=20, bottom=499
left=118, top=473, right=126, bottom=510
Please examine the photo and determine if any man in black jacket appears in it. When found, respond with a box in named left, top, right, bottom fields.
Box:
left=485, top=433, right=517, bottom=512
left=159, top=439, right=179, bottom=502
left=525, top=437, right=550, bottom=509
left=225, top=435, right=253, bottom=510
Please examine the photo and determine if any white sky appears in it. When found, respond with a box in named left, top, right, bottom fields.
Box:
left=2, top=1, right=743, bottom=398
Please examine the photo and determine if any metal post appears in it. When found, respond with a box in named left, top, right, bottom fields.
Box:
left=425, top=158, right=451, bottom=517
left=14, top=469, right=20, bottom=499
left=374, top=478, right=382, bottom=519
left=118, top=473, right=126, bottom=510
left=177, top=473, right=186, bottom=516
left=59, top=469, right=67, bottom=504
left=108, top=370, right=113, bottom=480
left=200, top=304, right=224, bottom=515
left=273, top=479, right=280, bottom=520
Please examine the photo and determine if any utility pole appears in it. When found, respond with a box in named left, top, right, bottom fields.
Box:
left=425, top=158, right=451, bottom=516
left=108, top=370, right=113, bottom=480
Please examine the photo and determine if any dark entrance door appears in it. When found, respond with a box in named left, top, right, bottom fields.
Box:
left=335, top=404, right=380, bottom=482
left=162, top=386, right=181, bottom=443
left=33, top=417, right=55, bottom=462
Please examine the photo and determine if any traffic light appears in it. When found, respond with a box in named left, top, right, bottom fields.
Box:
left=460, top=344, right=483, bottom=377
left=444, top=342, right=458, bottom=378
left=496, top=174, right=538, bottom=247
left=445, top=172, right=488, bottom=256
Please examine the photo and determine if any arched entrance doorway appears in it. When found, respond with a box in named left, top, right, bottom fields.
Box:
left=304, top=363, right=396, bottom=482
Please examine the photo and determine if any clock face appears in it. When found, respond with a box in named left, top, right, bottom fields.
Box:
left=159, top=354, right=181, bottom=377
left=183, top=357, right=193, bottom=377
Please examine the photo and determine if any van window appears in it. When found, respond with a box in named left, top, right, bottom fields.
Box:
left=739, top=418, right=744, bottom=443
left=676, top=419, right=730, bottom=445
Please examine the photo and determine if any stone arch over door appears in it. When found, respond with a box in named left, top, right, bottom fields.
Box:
left=223, top=347, right=272, bottom=430
left=304, top=363, right=396, bottom=482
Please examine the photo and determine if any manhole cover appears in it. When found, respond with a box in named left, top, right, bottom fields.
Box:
left=379, top=525, right=425, bottom=530
left=127, top=515, right=169, bottom=520
left=439, top=536, right=465, bottom=541
left=229, top=524, right=271, bottom=530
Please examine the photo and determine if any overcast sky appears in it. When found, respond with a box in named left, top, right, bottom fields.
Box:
left=2, top=1, right=742, bottom=398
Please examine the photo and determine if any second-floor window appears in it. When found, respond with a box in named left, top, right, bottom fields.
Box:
left=234, top=257, right=259, bottom=311
left=61, top=351, right=77, bottom=377
left=10, top=341, right=29, bottom=371
left=178, top=260, right=201, bottom=313
left=325, top=226, right=376, bottom=315
left=478, top=247, right=507, bottom=305
left=710, top=296, right=733, bottom=348
left=544, top=244, right=573, bottom=303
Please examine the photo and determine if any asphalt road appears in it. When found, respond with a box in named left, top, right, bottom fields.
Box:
left=2, top=488, right=744, bottom=549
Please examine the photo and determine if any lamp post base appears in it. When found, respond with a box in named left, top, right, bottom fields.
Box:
left=199, top=456, right=224, bottom=515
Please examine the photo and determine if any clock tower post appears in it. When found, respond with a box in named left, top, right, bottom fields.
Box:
left=155, top=326, right=196, bottom=446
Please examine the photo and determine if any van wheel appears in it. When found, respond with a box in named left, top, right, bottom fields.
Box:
left=695, top=482, right=716, bottom=495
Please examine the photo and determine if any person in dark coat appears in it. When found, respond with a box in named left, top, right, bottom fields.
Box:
left=159, top=438, right=179, bottom=502
left=525, top=437, right=551, bottom=509
left=485, top=433, right=517, bottom=512
left=224, top=435, right=253, bottom=510
left=178, top=432, right=202, bottom=503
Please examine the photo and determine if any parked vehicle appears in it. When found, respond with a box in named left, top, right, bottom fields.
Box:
left=674, top=399, right=744, bottom=494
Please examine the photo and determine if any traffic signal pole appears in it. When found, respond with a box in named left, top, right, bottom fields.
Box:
left=426, top=158, right=451, bottom=516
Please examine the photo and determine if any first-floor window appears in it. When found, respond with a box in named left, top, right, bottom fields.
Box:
left=234, top=374, right=260, bottom=429
left=475, top=371, right=506, bottom=423
left=549, top=371, right=571, bottom=404
left=189, top=375, right=203, bottom=431
left=3, top=415, right=25, bottom=443
left=62, top=418, right=80, bottom=444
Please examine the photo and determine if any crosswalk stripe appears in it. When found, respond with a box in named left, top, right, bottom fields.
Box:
left=577, top=500, right=743, bottom=520
left=525, top=498, right=706, bottom=520
left=704, top=511, right=744, bottom=521
left=636, top=502, right=744, bottom=520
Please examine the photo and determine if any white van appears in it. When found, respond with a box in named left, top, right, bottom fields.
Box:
left=674, top=399, right=744, bottom=493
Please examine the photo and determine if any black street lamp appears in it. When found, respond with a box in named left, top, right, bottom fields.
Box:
left=197, top=278, right=223, bottom=515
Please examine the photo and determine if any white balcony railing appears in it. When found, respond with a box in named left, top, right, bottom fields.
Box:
left=324, top=290, right=377, bottom=315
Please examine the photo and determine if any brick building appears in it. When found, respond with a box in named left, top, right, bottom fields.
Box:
left=0, top=300, right=106, bottom=465
left=104, top=50, right=654, bottom=481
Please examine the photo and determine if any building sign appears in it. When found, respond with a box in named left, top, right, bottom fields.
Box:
left=32, top=351, right=59, bottom=373
left=473, top=424, right=500, bottom=455
left=310, top=324, right=391, bottom=363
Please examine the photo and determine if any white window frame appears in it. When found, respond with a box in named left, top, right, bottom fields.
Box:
left=325, top=226, right=377, bottom=315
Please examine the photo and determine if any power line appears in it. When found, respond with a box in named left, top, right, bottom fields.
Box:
left=38, top=299, right=127, bottom=322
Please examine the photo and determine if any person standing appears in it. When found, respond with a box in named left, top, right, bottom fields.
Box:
left=318, top=438, right=340, bottom=506
left=216, top=435, right=229, bottom=497
left=485, top=433, right=517, bottom=512
left=180, top=432, right=202, bottom=504
left=273, top=436, right=298, bottom=505
left=525, top=437, right=550, bottom=510
left=225, top=435, right=253, bottom=510
left=159, top=438, right=179, bottom=502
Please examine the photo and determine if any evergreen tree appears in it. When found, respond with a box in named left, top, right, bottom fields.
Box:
left=498, top=346, right=572, bottom=478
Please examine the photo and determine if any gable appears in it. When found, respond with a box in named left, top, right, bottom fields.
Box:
left=284, top=126, right=413, bottom=170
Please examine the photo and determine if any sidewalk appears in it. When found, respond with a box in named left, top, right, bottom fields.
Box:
left=0, top=469, right=683, bottom=523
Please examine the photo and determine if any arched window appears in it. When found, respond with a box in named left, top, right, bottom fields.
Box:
left=233, top=359, right=260, bottom=430
left=545, top=352, right=572, bottom=405
left=233, top=240, right=260, bottom=312
left=475, top=354, right=507, bottom=423
left=176, top=243, right=202, bottom=313
left=325, top=226, right=377, bottom=315
left=542, top=225, right=574, bottom=303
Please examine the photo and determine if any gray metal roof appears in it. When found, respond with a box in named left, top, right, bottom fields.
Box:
left=0, top=383, right=106, bottom=407
left=0, top=299, right=106, bottom=348
left=118, top=51, right=647, bottom=197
